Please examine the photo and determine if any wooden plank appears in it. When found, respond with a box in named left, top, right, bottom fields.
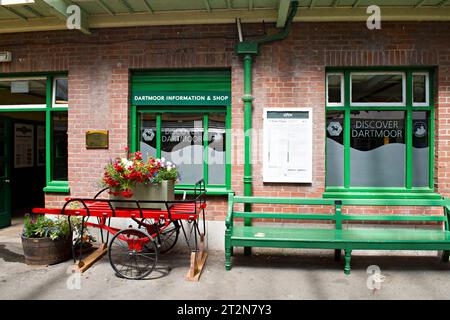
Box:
left=185, top=235, right=208, bottom=281
left=74, top=243, right=107, bottom=273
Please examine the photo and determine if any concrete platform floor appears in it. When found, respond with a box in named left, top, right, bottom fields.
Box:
left=2, top=219, right=450, bottom=300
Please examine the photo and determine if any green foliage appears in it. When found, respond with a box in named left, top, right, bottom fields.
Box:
left=23, top=215, right=72, bottom=240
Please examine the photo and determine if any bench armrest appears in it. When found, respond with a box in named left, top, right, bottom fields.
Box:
left=225, top=193, right=234, bottom=228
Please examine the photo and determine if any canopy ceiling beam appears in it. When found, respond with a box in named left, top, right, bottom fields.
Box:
left=143, top=0, right=153, bottom=13
left=276, top=0, right=291, bottom=27
left=415, top=0, right=427, bottom=7
left=1, top=5, right=28, bottom=21
left=24, top=5, right=44, bottom=17
left=352, top=0, right=362, bottom=8
left=96, top=0, right=114, bottom=15
left=204, top=0, right=211, bottom=12
left=309, top=0, right=316, bottom=9
left=438, top=0, right=449, bottom=6
left=120, top=0, right=134, bottom=13
left=226, top=0, right=232, bottom=9
left=40, top=0, right=90, bottom=34
left=249, top=0, right=253, bottom=11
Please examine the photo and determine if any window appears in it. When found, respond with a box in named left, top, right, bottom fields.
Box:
left=53, top=77, right=68, bottom=107
left=326, top=73, right=344, bottom=106
left=51, top=112, right=68, bottom=181
left=138, top=109, right=230, bottom=191
left=325, top=69, right=434, bottom=197
left=351, top=72, right=405, bottom=106
left=0, top=74, right=69, bottom=192
left=0, top=78, right=47, bottom=108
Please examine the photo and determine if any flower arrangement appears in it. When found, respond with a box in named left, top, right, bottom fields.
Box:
left=102, top=148, right=179, bottom=198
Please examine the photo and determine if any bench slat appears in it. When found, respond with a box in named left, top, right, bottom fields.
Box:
left=341, top=215, right=446, bottom=222
left=232, top=197, right=336, bottom=205
left=233, top=212, right=335, bottom=221
left=231, top=226, right=450, bottom=244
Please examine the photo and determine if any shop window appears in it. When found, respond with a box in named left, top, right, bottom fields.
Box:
left=351, top=72, right=405, bottom=106
left=51, top=112, right=68, bottom=181
left=139, top=110, right=229, bottom=190
left=53, top=77, right=68, bottom=107
left=0, top=78, right=47, bottom=107
left=413, top=73, right=429, bottom=106
left=326, top=74, right=344, bottom=106
left=325, top=69, right=433, bottom=196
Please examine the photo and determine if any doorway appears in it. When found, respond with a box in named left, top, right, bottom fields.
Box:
left=0, top=112, right=46, bottom=228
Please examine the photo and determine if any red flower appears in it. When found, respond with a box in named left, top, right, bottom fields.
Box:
left=121, top=189, right=133, bottom=198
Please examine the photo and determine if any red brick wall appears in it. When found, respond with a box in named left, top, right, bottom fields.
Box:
left=0, top=22, right=449, bottom=220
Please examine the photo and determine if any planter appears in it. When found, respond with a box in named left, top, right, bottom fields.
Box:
left=110, top=180, right=175, bottom=210
left=21, top=235, right=72, bottom=265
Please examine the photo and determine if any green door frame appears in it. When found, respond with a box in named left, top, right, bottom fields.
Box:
left=0, top=117, right=11, bottom=228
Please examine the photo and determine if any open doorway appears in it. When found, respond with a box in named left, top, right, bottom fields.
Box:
left=0, top=112, right=46, bottom=221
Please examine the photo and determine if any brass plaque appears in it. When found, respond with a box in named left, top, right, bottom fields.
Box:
left=86, top=130, right=109, bottom=149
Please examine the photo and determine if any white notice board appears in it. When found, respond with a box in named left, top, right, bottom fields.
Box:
left=263, top=108, right=312, bottom=183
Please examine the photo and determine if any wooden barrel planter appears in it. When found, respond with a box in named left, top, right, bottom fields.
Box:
left=21, top=235, right=72, bottom=265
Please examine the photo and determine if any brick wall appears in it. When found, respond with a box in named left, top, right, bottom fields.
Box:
left=0, top=21, right=449, bottom=219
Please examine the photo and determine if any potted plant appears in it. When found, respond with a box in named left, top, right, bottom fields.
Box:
left=101, top=148, right=179, bottom=210
left=21, top=214, right=73, bottom=265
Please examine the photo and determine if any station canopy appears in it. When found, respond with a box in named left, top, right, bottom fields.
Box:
left=0, top=0, right=449, bottom=34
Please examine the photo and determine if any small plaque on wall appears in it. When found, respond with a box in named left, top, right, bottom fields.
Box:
left=86, top=130, right=109, bottom=149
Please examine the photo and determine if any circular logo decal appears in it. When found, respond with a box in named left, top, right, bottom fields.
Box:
left=413, top=121, right=427, bottom=138
left=327, top=121, right=343, bottom=137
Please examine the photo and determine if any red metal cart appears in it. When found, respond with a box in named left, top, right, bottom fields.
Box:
left=32, top=180, right=207, bottom=281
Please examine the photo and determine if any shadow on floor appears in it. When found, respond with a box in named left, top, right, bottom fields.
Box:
left=230, top=251, right=450, bottom=273
left=0, top=244, right=25, bottom=263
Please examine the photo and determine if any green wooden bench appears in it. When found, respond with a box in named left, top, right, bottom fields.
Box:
left=225, top=194, right=450, bottom=275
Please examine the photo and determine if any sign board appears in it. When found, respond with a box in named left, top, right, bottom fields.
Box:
left=263, top=108, right=313, bottom=183
left=14, top=123, right=34, bottom=168
left=86, top=130, right=109, bottom=149
left=132, top=91, right=231, bottom=106
left=11, top=81, right=29, bottom=93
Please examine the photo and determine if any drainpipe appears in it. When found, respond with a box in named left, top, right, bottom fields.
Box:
left=236, top=1, right=298, bottom=255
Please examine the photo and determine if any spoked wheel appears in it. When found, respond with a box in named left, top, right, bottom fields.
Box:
left=159, top=221, right=180, bottom=254
left=108, top=228, right=158, bottom=280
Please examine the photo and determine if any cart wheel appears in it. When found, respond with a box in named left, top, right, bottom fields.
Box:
left=159, top=221, right=180, bottom=254
left=108, top=228, right=158, bottom=280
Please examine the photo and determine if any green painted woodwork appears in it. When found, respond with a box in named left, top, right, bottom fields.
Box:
left=0, top=117, right=11, bottom=228
left=130, top=70, right=232, bottom=193
left=225, top=195, right=450, bottom=274
left=0, top=72, right=69, bottom=194
left=325, top=67, right=435, bottom=198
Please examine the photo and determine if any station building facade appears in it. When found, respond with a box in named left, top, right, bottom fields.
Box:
left=0, top=3, right=449, bottom=232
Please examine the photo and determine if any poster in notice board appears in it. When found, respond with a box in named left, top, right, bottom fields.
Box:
left=263, top=108, right=313, bottom=183
left=14, top=123, right=34, bottom=168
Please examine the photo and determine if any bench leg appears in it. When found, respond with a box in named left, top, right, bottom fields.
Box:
left=225, top=247, right=231, bottom=271
left=230, top=247, right=234, bottom=257
left=334, top=249, right=342, bottom=261
left=225, top=231, right=232, bottom=271
left=441, top=250, right=450, bottom=262
left=344, top=250, right=352, bottom=275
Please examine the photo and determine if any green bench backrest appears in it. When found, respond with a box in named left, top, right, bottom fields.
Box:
left=227, top=194, right=450, bottom=230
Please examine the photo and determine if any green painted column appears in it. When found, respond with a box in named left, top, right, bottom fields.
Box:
left=242, top=53, right=254, bottom=256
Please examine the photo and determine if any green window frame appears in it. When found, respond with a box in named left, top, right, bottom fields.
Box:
left=130, top=106, right=232, bottom=195
left=0, top=73, right=69, bottom=193
left=324, top=67, right=436, bottom=199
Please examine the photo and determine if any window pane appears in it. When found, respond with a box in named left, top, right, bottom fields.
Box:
left=52, top=112, right=68, bottom=181
left=0, top=79, right=46, bottom=105
left=327, top=74, right=342, bottom=104
left=351, top=74, right=404, bottom=104
left=413, top=74, right=427, bottom=104
left=208, top=113, right=226, bottom=185
left=140, top=113, right=157, bottom=161
left=326, top=111, right=345, bottom=187
left=161, top=113, right=204, bottom=185
left=54, top=78, right=68, bottom=105
left=350, top=111, right=405, bottom=187
left=413, top=111, right=429, bottom=187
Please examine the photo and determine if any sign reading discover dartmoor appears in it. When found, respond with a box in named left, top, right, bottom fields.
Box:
left=132, top=91, right=231, bottom=106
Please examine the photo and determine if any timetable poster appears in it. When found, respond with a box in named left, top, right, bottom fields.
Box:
left=14, top=123, right=34, bottom=168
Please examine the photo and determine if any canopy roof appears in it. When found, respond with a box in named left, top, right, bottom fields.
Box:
left=0, top=0, right=449, bottom=34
